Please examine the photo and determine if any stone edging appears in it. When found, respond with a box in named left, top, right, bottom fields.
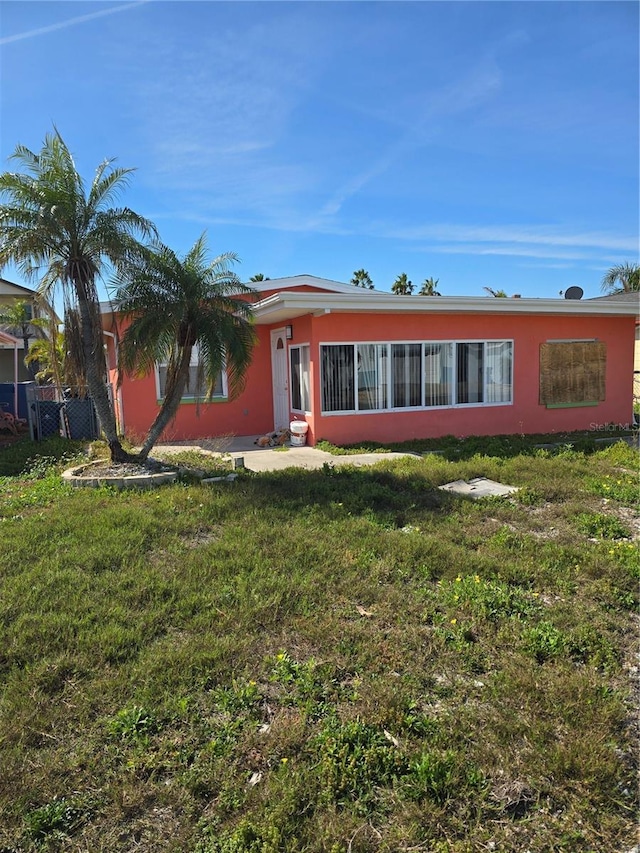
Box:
left=62, top=460, right=179, bottom=490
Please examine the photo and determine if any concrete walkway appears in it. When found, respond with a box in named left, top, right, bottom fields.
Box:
left=153, top=435, right=417, bottom=473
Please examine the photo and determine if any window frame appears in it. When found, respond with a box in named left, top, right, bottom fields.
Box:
left=155, top=346, right=228, bottom=403
left=320, top=339, right=513, bottom=415
left=289, top=343, right=311, bottom=414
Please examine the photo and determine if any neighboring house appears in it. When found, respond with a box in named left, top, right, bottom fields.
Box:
left=102, top=275, right=638, bottom=446
left=0, top=278, right=49, bottom=383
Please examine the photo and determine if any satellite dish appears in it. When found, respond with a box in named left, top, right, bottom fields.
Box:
left=564, top=286, right=584, bottom=300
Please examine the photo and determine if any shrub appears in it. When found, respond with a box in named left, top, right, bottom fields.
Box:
left=575, top=513, right=631, bottom=540
left=522, top=621, right=567, bottom=663
left=106, top=705, right=158, bottom=741
left=23, top=797, right=84, bottom=843
left=314, top=717, right=407, bottom=809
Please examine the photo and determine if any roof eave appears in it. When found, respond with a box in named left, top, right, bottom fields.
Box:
left=252, top=292, right=639, bottom=323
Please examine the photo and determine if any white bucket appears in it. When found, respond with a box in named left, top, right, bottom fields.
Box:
left=290, top=420, right=309, bottom=446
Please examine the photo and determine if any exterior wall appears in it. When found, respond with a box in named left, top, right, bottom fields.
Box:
left=114, top=306, right=636, bottom=446
left=116, top=326, right=275, bottom=442
left=301, top=312, right=636, bottom=445
left=0, top=348, right=29, bottom=383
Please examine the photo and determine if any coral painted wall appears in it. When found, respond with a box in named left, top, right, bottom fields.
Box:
left=301, top=312, right=635, bottom=445
left=114, top=307, right=635, bottom=446
left=117, top=325, right=274, bottom=443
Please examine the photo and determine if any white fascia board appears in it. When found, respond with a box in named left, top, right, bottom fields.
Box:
left=252, top=292, right=640, bottom=323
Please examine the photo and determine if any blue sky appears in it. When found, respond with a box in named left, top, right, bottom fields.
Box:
left=1, top=0, right=638, bottom=300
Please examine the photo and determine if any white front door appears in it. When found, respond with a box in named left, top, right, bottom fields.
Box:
left=271, top=329, right=289, bottom=430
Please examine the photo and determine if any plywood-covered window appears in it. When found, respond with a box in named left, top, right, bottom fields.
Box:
left=539, top=341, right=606, bottom=407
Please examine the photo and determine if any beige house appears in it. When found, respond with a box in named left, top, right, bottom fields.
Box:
left=0, top=278, right=50, bottom=383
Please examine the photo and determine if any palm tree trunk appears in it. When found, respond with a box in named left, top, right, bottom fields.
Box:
left=138, top=347, right=192, bottom=460
left=74, top=287, right=131, bottom=462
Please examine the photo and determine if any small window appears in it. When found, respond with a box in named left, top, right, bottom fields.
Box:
left=156, top=345, right=227, bottom=402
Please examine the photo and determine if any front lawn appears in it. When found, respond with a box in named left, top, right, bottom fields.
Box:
left=0, top=437, right=638, bottom=851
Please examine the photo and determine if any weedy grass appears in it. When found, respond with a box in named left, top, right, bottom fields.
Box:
left=0, top=436, right=637, bottom=851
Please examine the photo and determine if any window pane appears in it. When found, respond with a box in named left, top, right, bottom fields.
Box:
left=300, top=346, right=310, bottom=411
left=321, top=345, right=355, bottom=412
left=290, top=348, right=302, bottom=411
left=457, top=343, right=484, bottom=404
left=485, top=342, right=512, bottom=403
left=392, top=344, right=421, bottom=407
left=358, top=344, right=388, bottom=410
left=157, top=363, right=223, bottom=399
left=290, top=346, right=310, bottom=412
left=424, top=343, right=453, bottom=406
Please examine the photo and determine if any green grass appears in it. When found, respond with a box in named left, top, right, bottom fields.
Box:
left=0, top=435, right=638, bottom=851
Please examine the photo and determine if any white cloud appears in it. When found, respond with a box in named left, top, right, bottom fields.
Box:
left=0, top=1, right=149, bottom=46
left=384, top=224, right=638, bottom=254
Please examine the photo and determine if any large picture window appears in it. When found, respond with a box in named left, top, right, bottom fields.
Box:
left=156, top=346, right=227, bottom=402
left=320, top=340, right=512, bottom=414
left=290, top=344, right=311, bottom=412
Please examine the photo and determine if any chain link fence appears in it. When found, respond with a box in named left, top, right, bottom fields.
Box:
left=26, top=385, right=105, bottom=441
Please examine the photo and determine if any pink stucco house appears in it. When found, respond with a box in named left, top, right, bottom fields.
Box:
left=102, top=275, right=638, bottom=447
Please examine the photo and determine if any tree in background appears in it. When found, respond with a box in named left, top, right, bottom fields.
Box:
left=0, top=299, right=39, bottom=378
left=0, top=131, right=155, bottom=461
left=24, top=312, right=68, bottom=387
left=600, top=263, right=640, bottom=294
left=392, top=273, right=414, bottom=295
left=249, top=273, right=270, bottom=282
left=419, top=277, right=441, bottom=296
left=113, top=233, right=257, bottom=461
left=483, top=286, right=509, bottom=297
left=351, top=269, right=374, bottom=289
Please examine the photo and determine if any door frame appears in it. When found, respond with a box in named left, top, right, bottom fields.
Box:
left=270, top=328, right=289, bottom=431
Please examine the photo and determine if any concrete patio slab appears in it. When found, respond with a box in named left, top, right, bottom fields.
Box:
left=152, top=435, right=417, bottom=473
left=438, top=477, right=520, bottom=499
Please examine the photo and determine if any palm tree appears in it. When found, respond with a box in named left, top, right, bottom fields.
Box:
left=25, top=323, right=66, bottom=386
left=351, top=269, right=374, bottom=289
left=249, top=273, right=270, bottom=282
left=392, top=273, right=414, bottom=295
left=113, top=233, right=257, bottom=461
left=0, top=131, right=156, bottom=461
left=419, top=277, right=441, bottom=296
left=0, top=299, right=39, bottom=378
left=483, top=286, right=508, bottom=297
left=600, top=262, right=640, bottom=294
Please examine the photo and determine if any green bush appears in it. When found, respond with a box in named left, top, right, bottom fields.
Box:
left=575, top=512, right=631, bottom=540
left=23, top=797, right=85, bottom=844
left=522, top=621, right=567, bottom=663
